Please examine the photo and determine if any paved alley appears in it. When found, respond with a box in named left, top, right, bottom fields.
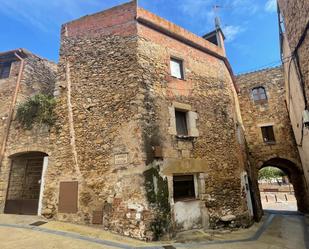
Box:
left=0, top=211, right=307, bottom=249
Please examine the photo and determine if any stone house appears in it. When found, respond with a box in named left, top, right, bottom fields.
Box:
left=0, top=49, right=56, bottom=215
left=237, top=66, right=309, bottom=219
left=277, top=0, right=309, bottom=196
left=0, top=1, right=254, bottom=240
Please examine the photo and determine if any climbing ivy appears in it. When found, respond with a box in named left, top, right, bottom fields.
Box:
left=16, top=94, right=56, bottom=130
left=143, top=165, right=171, bottom=240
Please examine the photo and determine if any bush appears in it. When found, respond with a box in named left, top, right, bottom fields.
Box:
left=16, top=94, right=56, bottom=129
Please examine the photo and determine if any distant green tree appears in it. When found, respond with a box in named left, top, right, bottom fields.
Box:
left=258, top=166, right=286, bottom=180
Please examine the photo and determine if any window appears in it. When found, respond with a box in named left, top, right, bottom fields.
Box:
left=170, top=58, right=184, bottom=79
left=175, top=110, right=188, bottom=136
left=261, top=126, right=275, bottom=143
left=252, top=87, right=267, bottom=103
left=173, top=175, right=195, bottom=201
left=0, top=62, right=11, bottom=79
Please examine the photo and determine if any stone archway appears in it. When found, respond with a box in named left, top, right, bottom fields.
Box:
left=4, top=151, right=48, bottom=215
left=255, top=157, right=309, bottom=214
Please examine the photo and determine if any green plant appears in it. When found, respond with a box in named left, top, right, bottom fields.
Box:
left=16, top=94, right=56, bottom=129
left=258, top=166, right=286, bottom=180
left=143, top=166, right=171, bottom=240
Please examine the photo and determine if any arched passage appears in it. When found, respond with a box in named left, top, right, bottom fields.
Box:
left=255, top=158, right=309, bottom=214
left=4, top=151, right=48, bottom=215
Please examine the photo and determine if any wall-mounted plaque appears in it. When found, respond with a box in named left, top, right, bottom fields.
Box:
left=114, top=153, right=128, bottom=165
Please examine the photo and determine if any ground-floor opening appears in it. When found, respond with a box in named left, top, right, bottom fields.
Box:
left=258, top=166, right=297, bottom=211
left=4, top=151, right=48, bottom=215
left=254, top=158, right=309, bottom=216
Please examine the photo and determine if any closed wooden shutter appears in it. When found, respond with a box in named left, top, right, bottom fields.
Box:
left=58, top=181, right=78, bottom=213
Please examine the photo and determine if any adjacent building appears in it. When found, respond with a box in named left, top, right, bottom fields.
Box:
left=278, top=0, right=309, bottom=193
left=0, top=49, right=56, bottom=215
left=237, top=66, right=309, bottom=219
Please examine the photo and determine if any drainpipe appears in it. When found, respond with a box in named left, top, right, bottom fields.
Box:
left=0, top=51, right=25, bottom=168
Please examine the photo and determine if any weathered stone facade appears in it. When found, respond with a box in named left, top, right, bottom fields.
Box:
left=38, top=1, right=250, bottom=240
left=4, top=1, right=306, bottom=242
left=278, top=0, right=309, bottom=194
left=0, top=49, right=56, bottom=212
left=237, top=66, right=309, bottom=216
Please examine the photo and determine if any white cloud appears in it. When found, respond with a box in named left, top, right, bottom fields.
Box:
left=179, top=0, right=214, bottom=22
left=230, top=0, right=259, bottom=15
left=265, top=0, right=277, bottom=13
left=222, top=25, right=246, bottom=42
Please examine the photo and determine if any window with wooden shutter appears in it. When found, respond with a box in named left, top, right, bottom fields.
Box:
left=0, top=62, right=11, bottom=79
left=58, top=181, right=78, bottom=213
left=261, top=126, right=275, bottom=143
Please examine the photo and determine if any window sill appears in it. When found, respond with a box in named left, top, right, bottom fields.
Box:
left=264, top=141, right=276, bottom=145
left=171, top=75, right=185, bottom=81
left=176, top=135, right=195, bottom=140
left=254, top=101, right=268, bottom=105
left=174, top=197, right=198, bottom=202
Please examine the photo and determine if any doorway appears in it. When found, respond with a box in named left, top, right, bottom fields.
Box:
left=4, top=152, right=47, bottom=215
left=258, top=166, right=297, bottom=211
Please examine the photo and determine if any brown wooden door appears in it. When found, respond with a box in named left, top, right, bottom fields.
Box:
left=5, top=157, right=43, bottom=215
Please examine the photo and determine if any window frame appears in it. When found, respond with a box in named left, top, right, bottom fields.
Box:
left=252, top=86, right=267, bottom=104
left=0, top=62, right=11, bottom=79
left=261, top=125, right=276, bottom=144
left=175, top=109, right=188, bottom=136
left=170, top=57, right=184, bottom=80
left=173, top=174, right=197, bottom=202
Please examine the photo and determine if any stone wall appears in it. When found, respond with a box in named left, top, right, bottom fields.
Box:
left=42, top=1, right=157, bottom=240
left=0, top=51, right=56, bottom=212
left=38, top=1, right=252, bottom=240
left=136, top=14, right=251, bottom=230
left=278, top=0, right=309, bottom=200
left=237, top=66, right=309, bottom=214
left=0, top=1, right=254, bottom=241
left=278, top=0, right=309, bottom=105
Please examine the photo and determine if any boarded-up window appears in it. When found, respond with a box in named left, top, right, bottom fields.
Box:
left=175, top=110, right=188, bottom=136
left=170, top=58, right=184, bottom=79
left=0, top=62, right=11, bottom=79
left=252, top=87, right=267, bottom=103
left=58, top=181, right=78, bottom=213
left=261, top=126, right=275, bottom=143
left=173, top=175, right=195, bottom=201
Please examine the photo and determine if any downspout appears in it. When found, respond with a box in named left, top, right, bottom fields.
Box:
left=0, top=51, right=25, bottom=168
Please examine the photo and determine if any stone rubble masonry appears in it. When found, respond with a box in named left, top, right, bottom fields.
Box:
left=40, top=1, right=250, bottom=240
left=0, top=1, right=251, bottom=241
left=278, top=0, right=309, bottom=105
left=237, top=66, right=309, bottom=215
left=278, top=0, right=309, bottom=198
left=0, top=50, right=57, bottom=211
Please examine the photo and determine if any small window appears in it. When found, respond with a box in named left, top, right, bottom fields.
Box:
left=173, top=175, right=195, bottom=201
left=175, top=110, right=188, bottom=136
left=0, top=62, right=11, bottom=79
left=261, top=126, right=275, bottom=143
left=170, top=58, right=184, bottom=79
left=252, top=87, right=267, bottom=103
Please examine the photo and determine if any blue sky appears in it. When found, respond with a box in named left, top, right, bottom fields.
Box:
left=0, top=0, right=279, bottom=74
